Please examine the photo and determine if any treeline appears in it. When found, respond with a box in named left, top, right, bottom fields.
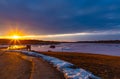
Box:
left=0, top=39, right=60, bottom=45
left=76, top=40, right=120, bottom=44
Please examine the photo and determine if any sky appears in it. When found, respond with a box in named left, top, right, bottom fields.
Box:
left=0, top=0, right=120, bottom=41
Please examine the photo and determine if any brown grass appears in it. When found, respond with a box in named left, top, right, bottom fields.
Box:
left=39, top=52, right=120, bottom=79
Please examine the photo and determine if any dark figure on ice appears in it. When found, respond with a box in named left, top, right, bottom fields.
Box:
left=50, top=45, right=56, bottom=49
left=26, top=45, right=31, bottom=51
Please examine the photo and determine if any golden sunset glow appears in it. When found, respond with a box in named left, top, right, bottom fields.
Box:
left=0, top=31, right=117, bottom=40
left=0, top=32, right=90, bottom=39
left=11, top=35, right=21, bottom=39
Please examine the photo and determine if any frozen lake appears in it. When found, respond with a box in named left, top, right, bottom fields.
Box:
left=32, top=43, right=120, bottom=56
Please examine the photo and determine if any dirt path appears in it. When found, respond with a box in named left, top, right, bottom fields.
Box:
left=0, top=52, right=65, bottom=79
left=30, top=58, right=65, bottom=79
left=0, top=52, right=32, bottom=79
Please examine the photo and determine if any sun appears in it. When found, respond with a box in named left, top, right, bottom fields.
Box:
left=11, top=35, right=21, bottom=39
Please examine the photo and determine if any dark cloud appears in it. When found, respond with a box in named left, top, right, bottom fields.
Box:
left=0, top=0, right=120, bottom=40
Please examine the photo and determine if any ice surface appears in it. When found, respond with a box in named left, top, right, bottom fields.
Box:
left=10, top=50, right=100, bottom=79
left=31, top=43, right=120, bottom=56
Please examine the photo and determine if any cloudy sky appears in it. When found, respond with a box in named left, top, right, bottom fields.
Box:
left=0, top=0, right=120, bottom=41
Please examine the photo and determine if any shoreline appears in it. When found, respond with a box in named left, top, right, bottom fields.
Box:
left=35, top=51, right=120, bottom=57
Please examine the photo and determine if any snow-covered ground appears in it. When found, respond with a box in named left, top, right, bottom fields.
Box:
left=32, top=43, right=120, bottom=56
left=9, top=50, right=100, bottom=79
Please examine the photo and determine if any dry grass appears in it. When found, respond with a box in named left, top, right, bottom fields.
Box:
left=39, top=52, right=120, bottom=79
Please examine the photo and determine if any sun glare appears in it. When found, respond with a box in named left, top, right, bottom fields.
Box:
left=11, top=35, right=21, bottom=39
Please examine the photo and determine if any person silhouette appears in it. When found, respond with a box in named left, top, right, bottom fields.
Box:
left=26, top=45, right=31, bottom=51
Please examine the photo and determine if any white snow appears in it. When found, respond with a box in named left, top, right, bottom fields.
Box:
left=9, top=50, right=100, bottom=79
left=32, top=43, right=120, bottom=56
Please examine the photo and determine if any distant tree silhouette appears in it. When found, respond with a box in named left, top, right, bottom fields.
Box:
left=0, top=39, right=60, bottom=45
left=76, top=40, right=120, bottom=44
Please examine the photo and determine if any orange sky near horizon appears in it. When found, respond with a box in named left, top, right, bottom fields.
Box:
left=0, top=26, right=120, bottom=41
